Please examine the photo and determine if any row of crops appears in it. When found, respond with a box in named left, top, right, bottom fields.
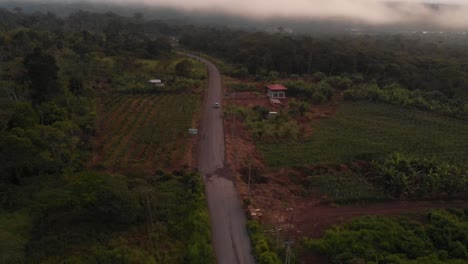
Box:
left=97, top=93, right=200, bottom=169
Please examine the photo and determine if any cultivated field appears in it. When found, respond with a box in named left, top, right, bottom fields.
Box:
left=91, top=93, right=200, bottom=171
left=260, top=102, right=468, bottom=167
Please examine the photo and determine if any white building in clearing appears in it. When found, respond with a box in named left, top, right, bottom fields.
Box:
left=266, top=84, right=287, bottom=98
left=149, top=79, right=165, bottom=87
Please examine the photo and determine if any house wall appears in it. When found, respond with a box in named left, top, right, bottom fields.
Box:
left=267, top=90, right=285, bottom=98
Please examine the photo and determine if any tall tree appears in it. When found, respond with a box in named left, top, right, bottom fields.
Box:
left=23, top=48, right=60, bottom=104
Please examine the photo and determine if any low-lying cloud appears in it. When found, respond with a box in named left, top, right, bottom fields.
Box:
left=7, top=0, right=468, bottom=29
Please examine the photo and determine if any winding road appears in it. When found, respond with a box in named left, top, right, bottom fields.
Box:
left=193, top=55, right=255, bottom=264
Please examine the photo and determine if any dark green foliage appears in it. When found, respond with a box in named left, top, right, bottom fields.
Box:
left=0, top=100, right=81, bottom=184
left=180, top=28, right=468, bottom=101
left=375, top=153, right=468, bottom=198
left=7, top=102, right=38, bottom=129
left=0, top=212, right=31, bottom=263
left=0, top=9, right=211, bottom=264
left=146, top=37, right=172, bottom=57
left=61, top=241, right=156, bottom=264
left=143, top=171, right=215, bottom=264
left=24, top=49, right=60, bottom=104
left=229, top=65, right=249, bottom=78
left=3, top=170, right=215, bottom=263
left=344, top=83, right=468, bottom=119
left=25, top=172, right=141, bottom=260
left=325, top=76, right=353, bottom=90
left=175, top=59, right=194, bottom=78
left=303, top=209, right=468, bottom=264
left=289, top=99, right=310, bottom=116
left=284, top=80, right=333, bottom=104
left=225, top=105, right=300, bottom=143
left=39, top=101, right=68, bottom=125
left=291, top=152, right=467, bottom=204
left=248, top=221, right=282, bottom=264
left=252, top=105, right=270, bottom=119
left=69, top=77, right=84, bottom=97
left=0, top=131, right=41, bottom=184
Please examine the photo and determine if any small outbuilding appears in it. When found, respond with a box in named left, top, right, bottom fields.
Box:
left=267, top=111, right=278, bottom=119
left=266, top=84, right=287, bottom=98
left=149, top=79, right=165, bottom=87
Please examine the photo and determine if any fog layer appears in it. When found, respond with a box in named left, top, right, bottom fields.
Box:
left=5, top=0, right=468, bottom=28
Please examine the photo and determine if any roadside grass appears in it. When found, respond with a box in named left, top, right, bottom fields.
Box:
left=259, top=102, right=468, bottom=167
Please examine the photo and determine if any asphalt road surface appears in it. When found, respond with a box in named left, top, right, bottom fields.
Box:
left=192, top=55, right=255, bottom=264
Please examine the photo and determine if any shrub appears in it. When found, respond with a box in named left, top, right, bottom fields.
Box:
left=284, top=80, right=333, bottom=104
left=303, top=209, right=468, bottom=264
left=374, top=153, right=468, bottom=198
left=248, top=221, right=281, bottom=264
left=343, top=83, right=468, bottom=120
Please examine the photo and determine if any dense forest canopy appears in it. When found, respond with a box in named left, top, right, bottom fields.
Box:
left=179, top=27, right=468, bottom=101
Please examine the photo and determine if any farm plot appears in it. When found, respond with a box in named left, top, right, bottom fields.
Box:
left=93, top=93, right=199, bottom=171
left=260, top=102, right=468, bottom=167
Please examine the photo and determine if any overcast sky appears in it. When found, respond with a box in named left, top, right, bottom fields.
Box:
left=6, top=0, right=468, bottom=28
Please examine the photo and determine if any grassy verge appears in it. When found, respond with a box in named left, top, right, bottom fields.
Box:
left=260, top=102, right=468, bottom=167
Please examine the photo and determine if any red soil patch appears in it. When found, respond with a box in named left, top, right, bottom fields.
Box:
left=294, top=200, right=468, bottom=239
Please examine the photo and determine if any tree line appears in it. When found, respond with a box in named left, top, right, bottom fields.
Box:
left=179, top=27, right=468, bottom=101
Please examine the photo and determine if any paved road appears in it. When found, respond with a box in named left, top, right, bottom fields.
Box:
left=192, top=55, right=255, bottom=264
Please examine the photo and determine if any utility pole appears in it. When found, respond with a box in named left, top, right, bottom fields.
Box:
left=248, top=156, right=252, bottom=196
left=284, top=208, right=295, bottom=264
left=284, top=240, right=293, bottom=264
left=232, top=112, right=238, bottom=168
left=275, top=226, right=282, bottom=249
left=143, top=189, right=156, bottom=258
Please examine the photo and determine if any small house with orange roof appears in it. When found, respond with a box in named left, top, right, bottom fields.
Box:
left=266, top=84, right=287, bottom=99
